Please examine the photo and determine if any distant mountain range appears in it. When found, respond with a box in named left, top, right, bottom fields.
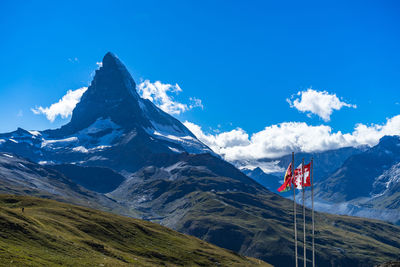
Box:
left=243, top=136, right=400, bottom=225
left=242, top=167, right=283, bottom=192
left=1, top=52, right=400, bottom=266
left=315, top=135, right=400, bottom=202
left=241, top=147, right=364, bottom=198
left=312, top=135, right=400, bottom=224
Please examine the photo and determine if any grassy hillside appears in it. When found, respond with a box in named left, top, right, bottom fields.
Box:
left=174, top=191, right=400, bottom=266
left=0, top=195, right=270, bottom=267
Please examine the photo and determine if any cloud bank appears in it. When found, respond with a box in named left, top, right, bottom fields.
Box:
left=31, top=87, right=88, bottom=122
left=137, top=80, right=203, bottom=115
left=184, top=115, right=400, bottom=162
left=287, top=89, right=356, bottom=121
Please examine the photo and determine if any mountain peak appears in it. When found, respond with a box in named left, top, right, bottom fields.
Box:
left=102, top=52, right=122, bottom=69
left=375, top=135, right=400, bottom=153
left=103, top=51, right=117, bottom=60
left=53, top=52, right=142, bottom=134
left=378, top=135, right=400, bottom=145
left=46, top=53, right=199, bottom=140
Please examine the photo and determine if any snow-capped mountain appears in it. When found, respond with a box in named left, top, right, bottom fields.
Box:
left=312, top=135, right=400, bottom=224
left=371, top=162, right=400, bottom=201
left=315, top=135, right=400, bottom=202
left=0, top=52, right=212, bottom=173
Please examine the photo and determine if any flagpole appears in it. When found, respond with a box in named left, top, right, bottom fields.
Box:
left=302, top=158, right=306, bottom=267
left=311, top=158, right=315, bottom=267
left=292, top=152, right=298, bottom=267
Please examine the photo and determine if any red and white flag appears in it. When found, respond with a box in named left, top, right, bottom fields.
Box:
left=292, top=162, right=311, bottom=189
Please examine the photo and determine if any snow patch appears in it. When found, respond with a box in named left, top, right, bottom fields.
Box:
left=41, top=137, right=78, bottom=148
left=145, top=124, right=211, bottom=154
left=87, top=156, right=108, bottom=161
left=28, top=130, right=41, bottom=136
left=145, top=119, right=213, bottom=155
left=150, top=121, right=189, bottom=137
left=164, top=161, right=187, bottom=172
left=37, top=118, right=121, bottom=152
left=153, top=131, right=192, bottom=142
left=372, top=162, right=400, bottom=197
left=91, top=145, right=111, bottom=151
left=18, top=163, right=26, bottom=168
left=168, top=146, right=183, bottom=153
left=80, top=118, right=119, bottom=134
left=72, top=145, right=111, bottom=153
left=75, top=118, right=123, bottom=147
left=72, top=146, right=89, bottom=153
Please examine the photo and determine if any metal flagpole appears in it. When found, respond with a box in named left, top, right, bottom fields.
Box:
left=311, top=158, right=315, bottom=267
left=292, top=152, right=298, bottom=267
left=302, top=158, right=306, bottom=267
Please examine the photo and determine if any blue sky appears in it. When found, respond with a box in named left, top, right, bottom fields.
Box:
left=0, top=0, right=399, bottom=144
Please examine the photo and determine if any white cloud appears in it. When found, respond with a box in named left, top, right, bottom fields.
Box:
left=184, top=114, right=400, bottom=163
left=184, top=121, right=250, bottom=154
left=96, top=62, right=103, bottom=68
left=68, top=57, right=79, bottom=63
left=287, top=89, right=356, bottom=121
left=189, top=97, right=204, bottom=110
left=31, top=87, right=88, bottom=122
left=351, top=115, right=400, bottom=145
left=137, top=80, right=203, bottom=115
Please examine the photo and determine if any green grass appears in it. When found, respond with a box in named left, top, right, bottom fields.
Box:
left=0, top=194, right=271, bottom=267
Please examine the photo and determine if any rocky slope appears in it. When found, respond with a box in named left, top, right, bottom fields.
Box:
left=0, top=152, right=131, bottom=216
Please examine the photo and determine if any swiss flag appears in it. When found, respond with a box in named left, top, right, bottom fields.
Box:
left=292, top=162, right=311, bottom=189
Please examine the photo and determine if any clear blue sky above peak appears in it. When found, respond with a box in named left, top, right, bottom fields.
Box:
left=0, top=0, right=399, bottom=134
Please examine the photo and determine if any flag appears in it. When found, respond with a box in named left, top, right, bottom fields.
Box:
left=292, top=162, right=311, bottom=189
left=277, top=162, right=293, bottom=192
left=303, top=162, right=311, bottom=187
